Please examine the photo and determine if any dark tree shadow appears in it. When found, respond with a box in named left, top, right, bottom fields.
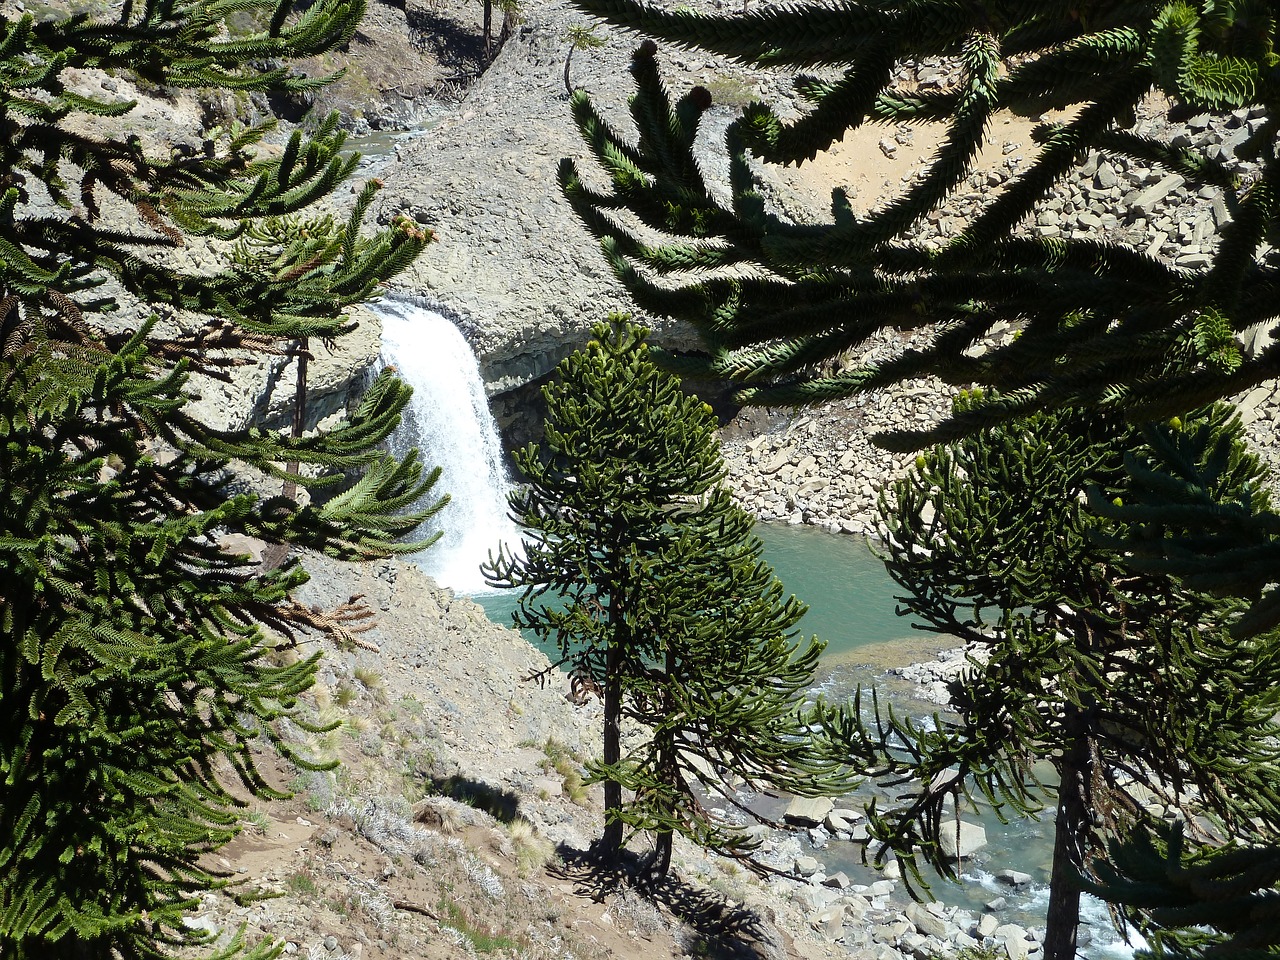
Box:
left=424, top=774, right=521, bottom=824
left=406, top=7, right=487, bottom=91
left=551, top=843, right=779, bottom=959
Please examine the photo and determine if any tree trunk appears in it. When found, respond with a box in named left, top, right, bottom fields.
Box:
left=282, top=336, right=308, bottom=501
left=482, top=0, right=492, bottom=58
left=645, top=643, right=678, bottom=883
left=649, top=830, right=672, bottom=882
left=599, top=641, right=624, bottom=858
left=1045, top=705, right=1092, bottom=960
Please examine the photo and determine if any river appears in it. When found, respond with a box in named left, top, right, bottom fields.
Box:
left=472, top=521, right=1138, bottom=959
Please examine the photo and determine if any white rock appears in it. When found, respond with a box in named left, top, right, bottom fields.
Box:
left=906, top=901, right=950, bottom=939
left=810, top=905, right=845, bottom=939
left=938, top=820, right=987, bottom=859
left=785, top=796, right=835, bottom=827
left=795, top=855, right=821, bottom=877
left=996, top=869, right=1033, bottom=887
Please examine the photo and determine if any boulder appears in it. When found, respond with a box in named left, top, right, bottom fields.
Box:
left=1131, top=174, right=1186, bottom=215
left=810, top=905, right=845, bottom=940
left=784, top=796, right=835, bottom=827
left=1004, top=935, right=1032, bottom=960
left=938, top=820, right=988, bottom=859
left=872, top=918, right=912, bottom=945
left=905, top=902, right=951, bottom=940
left=996, top=869, right=1033, bottom=887
left=822, top=872, right=852, bottom=889
left=868, top=879, right=896, bottom=897
left=794, top=855, right=821, bottom=877
left=793, top=884, right=842, bottom=913
left=976, top=913, right=1001, bottom=938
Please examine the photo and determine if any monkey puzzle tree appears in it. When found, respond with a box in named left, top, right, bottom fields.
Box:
left=560, top=2, right=1280, bottom=629
left=1088, top=820, right=1280, bottom=959
left=0, top=2, right=443, bottom=957
left=815, top=401, right=1280, bottom=960
left=483, top=317, right=848, bottom=877
left=563, top=0, right=1279, bottom=429
left=564, top=23, right=606, bottom=96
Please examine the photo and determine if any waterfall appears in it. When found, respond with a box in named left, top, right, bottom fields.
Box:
left=372, top=296, right=521, bottom=594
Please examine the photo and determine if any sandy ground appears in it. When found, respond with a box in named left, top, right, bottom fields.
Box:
left=772, top=107, right=1077, bottom=215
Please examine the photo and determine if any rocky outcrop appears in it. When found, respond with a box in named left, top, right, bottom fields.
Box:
left=184, top=305, right=385, bottom=434
left=367, top=0, right=801, bottom=405
left=363, top=32, right=1280, bottom=530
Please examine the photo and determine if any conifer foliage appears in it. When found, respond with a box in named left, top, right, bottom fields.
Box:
left=561, top=2, right=1278, bottom=442
left=484, top=317, right=845, bottom=879
left=816, top=402, right=1280, bottom=960
left=0, top=1, right=441, bottom=956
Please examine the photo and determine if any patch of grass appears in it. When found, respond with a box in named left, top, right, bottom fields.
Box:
left=539, top=737, right=581, bottom=775
left=346, top=714, right=372, bottom=736
left=539, top=738, right=589, bottom=804
left=334, top=682, right=358, bottom=707
left=399, top=745, right=442, bottom=803
left=241, top=809, right=271, bottom=836
left=286, top=870, right=319, bottom=898
left=561, top=768, right=589, bottom=806
left=507, top=817, right=553, bottom=878
left=354, top=666, right=384, bottom=691
left=438, top=901, right=521, bottom=954
left=704, top=75, right=758, bottom=110
left=952, top=946, right=1009, bottom=960
left=289, top=769, right=335, bottom=813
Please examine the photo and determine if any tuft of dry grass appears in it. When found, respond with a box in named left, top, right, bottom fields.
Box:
left=506, top=817, right=553, bottom=878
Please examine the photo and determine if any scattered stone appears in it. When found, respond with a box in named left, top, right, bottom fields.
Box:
left=996, top=926, right=1034, bottom=960
left=795, top=854, right=822, bottom=877
left=996, top=869, right=1033, bottom=887
left=825, top=810, right=852, bottom=833
left=906, top=901, right=951, bottom=939
left=1131, top=174, right=1186, bottom=215
left=794, top=883, right=843, bottom=913
left=873, top=917, right=913, bottom=944
left=811, top=905, right=845, bottom=939
left=938, top=820, right=988, bottom=859
left=785, top=796, right=836, bottom=827
left=977, top=913, right=1001, bottom=937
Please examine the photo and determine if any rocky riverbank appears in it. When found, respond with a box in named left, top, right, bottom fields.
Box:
left=47, top=0, right=1280, bottom=954
left=184, top=544, right=1060, bottom=960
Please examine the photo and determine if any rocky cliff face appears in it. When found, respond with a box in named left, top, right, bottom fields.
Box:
left=365, top=14, right=1280, bottom=526
left=67, top=0, right=1280, bottom=520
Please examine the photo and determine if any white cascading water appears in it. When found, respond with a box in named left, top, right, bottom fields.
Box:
left=372, top=296, right=522, bottom=594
